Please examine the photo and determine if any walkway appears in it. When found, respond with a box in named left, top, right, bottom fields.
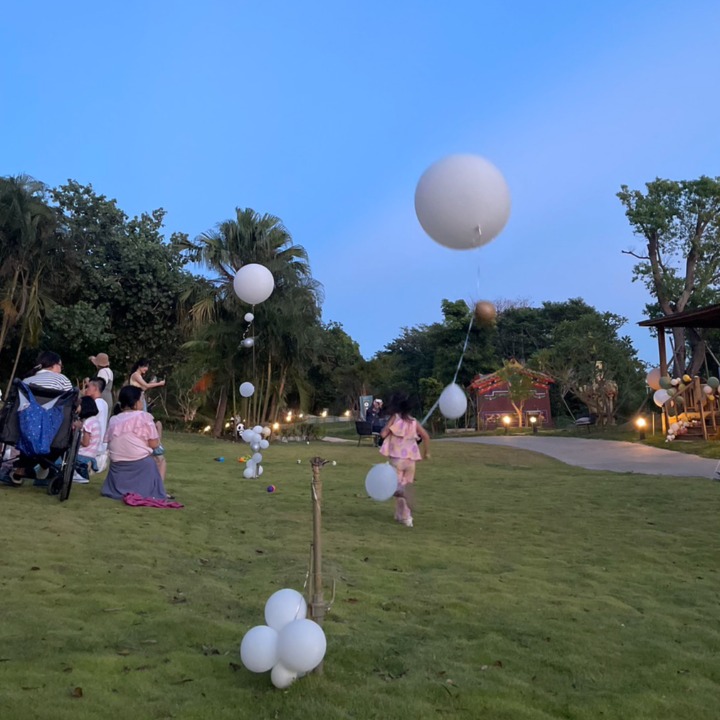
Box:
left=444, top=436, right=720, bottom=480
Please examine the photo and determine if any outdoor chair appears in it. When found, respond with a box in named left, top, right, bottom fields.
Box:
left=355, top=420, right=380, bottom=447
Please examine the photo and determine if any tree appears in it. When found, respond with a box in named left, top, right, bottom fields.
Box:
left=494, top=360, right=537, bottom=427
left=618, top=177, right=720, bottom=376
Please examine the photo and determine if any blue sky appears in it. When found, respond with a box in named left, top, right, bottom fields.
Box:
left=3, top=1, right=720, bottom=365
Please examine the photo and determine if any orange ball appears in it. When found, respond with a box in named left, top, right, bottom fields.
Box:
left=474, top=300, right=497, bottom=325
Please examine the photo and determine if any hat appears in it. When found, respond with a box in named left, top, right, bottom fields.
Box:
left=90, top=353, right=110, bottom=368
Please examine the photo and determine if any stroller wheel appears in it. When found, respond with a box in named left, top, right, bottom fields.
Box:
left=47, top=475, right=62, bottom=496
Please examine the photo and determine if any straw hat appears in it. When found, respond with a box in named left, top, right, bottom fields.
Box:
left=90, top=353, right=110, bottom=368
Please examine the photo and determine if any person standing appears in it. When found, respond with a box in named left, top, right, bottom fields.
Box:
left=90, top=353, right=114, bottom=409
left=379, top=393, right=430, bottom=528
left=129, top=358, right=165, bottom=412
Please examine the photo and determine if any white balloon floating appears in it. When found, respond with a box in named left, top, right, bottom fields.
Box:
left=438, top=383, right=468, bottom=419
left=415, top=154, right=511, bottom=250
left=365, top=463, right=398, bottom=502
left=241, top=337, right=255, bottom=348
left=265, top=588, right=308, bottom=631
left=271, top=662, right=297, bottom=689
left=240, top=625, right=279, bottom=673
left=239, top=382, right=255, bottom=398
left=233, top=263, right=275, bottom=305
left=653, top=389, right=670, bottom=407
left=259, top=439, right=269, bottom=450
left=244, top=312, right=255, bottom=322
left=277, top=619, right=327, bottom=674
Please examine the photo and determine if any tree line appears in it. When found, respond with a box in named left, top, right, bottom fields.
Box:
left=2, top=173, right=719, bottom=432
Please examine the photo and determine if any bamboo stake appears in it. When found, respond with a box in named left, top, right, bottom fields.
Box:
left=309, top=455, right=329, bottom=674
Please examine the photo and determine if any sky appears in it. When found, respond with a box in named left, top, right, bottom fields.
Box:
left=3, top=1, right=720, bottom=365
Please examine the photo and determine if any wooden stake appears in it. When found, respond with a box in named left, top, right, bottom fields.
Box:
left=309, top=456, right=328, bottom=674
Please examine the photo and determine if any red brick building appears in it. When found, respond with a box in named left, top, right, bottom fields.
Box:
left=469, top=361, right=554, bottom=429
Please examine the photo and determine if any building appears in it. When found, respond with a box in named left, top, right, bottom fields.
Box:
left=469, top=361, right=554, bottom=429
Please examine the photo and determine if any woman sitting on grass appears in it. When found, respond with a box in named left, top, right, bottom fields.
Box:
left=101, top=386, right=168, bottom=501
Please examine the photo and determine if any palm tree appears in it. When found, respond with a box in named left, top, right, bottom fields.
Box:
left=178, top=208, right=323, bottom=435
left=0, top=175, right=58, bottom=376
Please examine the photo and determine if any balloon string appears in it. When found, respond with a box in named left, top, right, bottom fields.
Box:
left=421, top=312, right=474, bottom=427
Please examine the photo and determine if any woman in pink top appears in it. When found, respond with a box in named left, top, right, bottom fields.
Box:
left=379, top=393, right=430, bottom=528
left=101, top=386, right=168, bottom=501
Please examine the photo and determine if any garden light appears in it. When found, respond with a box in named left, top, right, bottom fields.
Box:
left=502, top=415, right=511, bottom=434
left=530, top=416, right=538, bottom=434
left=635, top=417, right=647, bottom=440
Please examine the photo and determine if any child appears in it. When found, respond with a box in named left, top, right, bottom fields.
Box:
left=379, top=393, right=430, bottom=528
left=74, top=396, right=101, bottom=484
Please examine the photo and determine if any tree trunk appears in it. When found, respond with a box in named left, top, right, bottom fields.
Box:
left=5, top=323, right=27, bottom=397
left=261, top=356, right=273, bottom=424
left=213, top=384, right=228, bottom=438
left=0, top=266, right=21, bottom=361
left=273, top=366, right=288, bottom=422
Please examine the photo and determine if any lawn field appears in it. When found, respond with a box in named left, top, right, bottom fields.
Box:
left=1, top=433, right=718, bottom=719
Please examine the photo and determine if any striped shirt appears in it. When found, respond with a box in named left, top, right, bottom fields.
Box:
left=23, top=369, right=73, bottom=392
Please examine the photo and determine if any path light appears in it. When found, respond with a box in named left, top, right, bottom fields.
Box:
left=344, top=410, right=350, bottom=417
left=502, top=415, right=511, bottom=435
left=321, top=410, right=328, bottom=418
left=203, top=425, right=212, bottom=433
left=530, top=416, right=538, bottom=434
left=635, top=417, right=647, bottom=440
left=286, top=412, right=292, bottom=423
left=272, top=422, right=280, bottom=431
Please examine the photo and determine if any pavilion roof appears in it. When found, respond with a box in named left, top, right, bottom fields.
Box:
left=638, top=304, right=720, bottom=329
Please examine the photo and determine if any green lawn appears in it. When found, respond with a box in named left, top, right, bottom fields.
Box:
left=1, top=433, right=718, bottom=719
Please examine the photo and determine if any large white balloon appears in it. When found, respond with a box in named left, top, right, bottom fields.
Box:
left=438, top=383, right=468, bottom=419
left=233, top=263, right=275, bottom=305
left=265, top=589, right=308, bottom=631
left=240, top=625, right=279, bottom=673
left=271, top=662, right=298, bottom=689
left=365, top=463, right=398, bottom=502
left=277, top=619, right=327, bottom=674
left=415, top=154, right=511, bottom=250
left=653, top=389, right=670, bottom=407
left=239, top=382, right=255, bottom=398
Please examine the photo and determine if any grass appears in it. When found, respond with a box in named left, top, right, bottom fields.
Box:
left=1, top=433, right=719, bottom=719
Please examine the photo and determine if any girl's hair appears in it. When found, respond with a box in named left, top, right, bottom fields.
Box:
left=34, top=350, right=62, bottom=371
left=117, top=385, right=143, bottom=413
left=386, top=392, right=413, bottom=420
left=131, top=358, right=151, bottom=374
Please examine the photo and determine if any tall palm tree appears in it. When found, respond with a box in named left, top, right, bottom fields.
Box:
left=178, top=208, right=323, bottom=435
left=0, top=175, right=58, bottom=371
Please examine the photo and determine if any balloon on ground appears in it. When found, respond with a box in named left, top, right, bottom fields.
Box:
left=277, top=618, right=327, bottom=673
left=414, top=154, right=511, bottom=250
left=265, top=588, right=308, bottom=631
left=271, top=662, right=297, bottom=689
left=233, top=263, right=275, bottom=305
left=365, top=463, right=398, bottom=502
left=240, top=625, right=279, bottom=673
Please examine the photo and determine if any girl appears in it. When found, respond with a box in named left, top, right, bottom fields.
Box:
left=379, top=393, right=430, bottom=528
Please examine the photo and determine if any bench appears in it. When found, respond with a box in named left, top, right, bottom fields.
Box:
left=574, top=415, right=598, bottom=432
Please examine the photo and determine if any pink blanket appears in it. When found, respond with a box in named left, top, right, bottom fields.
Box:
left=123, top=492, right=184, bottom=509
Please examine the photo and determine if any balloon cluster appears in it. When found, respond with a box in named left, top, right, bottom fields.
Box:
left=240, top=425, right=271, bottom=478
left=647, top=368, right=720, bottom=407
left=240, top=588, right=327, bottom=688
left=666, top=420, right=690, bottom=443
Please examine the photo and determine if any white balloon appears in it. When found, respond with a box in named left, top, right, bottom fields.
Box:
left=262, top=426, right=272, bottom=437
left=259, top=439, right=269, bottom=450
left=241, top=337, right=255, bottom=348
left=244, top=312, right=255, bottom=322
left=252, top=425, right=263, bottom=434
left=252, top=452, right=263, bottom=464
left=257, top=465, right=264, bottom=476
left=438, top=383, right=468, bottom=419
left=414, top=154, right=511, bottom=250
left=271, top=662, right=297, bottom=689
left=241, top=429, right=255, bottom=442
left=246, top=459, right=257, bottom=471
left=240, top=625, right=279, bottom=673
left=653, top=389, right=670, bottom=407
left=239, top=382, right=255, bottom=398
left=233, top=263, right=275, bottom=305
left=243, top=467, right=254, bottom=479
left=250, top=442, right=261, bottom=452
left=277, top=619, right=327, bottom=674
left=365, top=463, right=398, bottom=502
left=265, top=589, right=308, bottom=631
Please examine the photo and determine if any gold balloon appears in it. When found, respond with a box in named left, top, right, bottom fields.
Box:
left=474, top=300, right=497, bottom=326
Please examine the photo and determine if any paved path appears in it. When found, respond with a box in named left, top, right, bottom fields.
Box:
left=443, top=436, right=720, bottom=479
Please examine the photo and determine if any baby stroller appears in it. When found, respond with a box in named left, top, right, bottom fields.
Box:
left=0, top=379, right=82, bottom=502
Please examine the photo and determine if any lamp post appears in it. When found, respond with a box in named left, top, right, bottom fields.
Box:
left=502, top=415, right=511, bottom=435
left=635, top=417, right=647, bottom=441
left=530, top=416, right=538, bottom=434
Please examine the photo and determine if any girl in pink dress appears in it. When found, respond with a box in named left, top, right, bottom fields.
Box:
left=379, top=394, right=430, bottom=527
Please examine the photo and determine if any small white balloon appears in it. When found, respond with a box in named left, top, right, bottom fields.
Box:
left=278, top=619, right=327, bottom=674
left=244, top=312, right=255, bottom=323
left=415, top=154, right=511, bottom=250
left=233, top=263, right=275, bottom=305
left=257, top=465, right=264, bottom=476
left=252, top=452, right=263, bottom=464
left=653, top=389, right=670, bottom=407
left=265, top=589, right=308, bottom=631
left=240, top=625, right=279, bottom=673
left=259, top=439, right=269, bottom=449
left=271, top=662, right=297, bottom=689
left=241, top=429, right=255, bottom=442
left=438, top=383, right=468, bottom=419
left=252, top=425, right=263, bottom=434
left=239, top=382, right=255, bottom=398
left=246, top=459, right=257, bottom=471
left=241, top=337, right=255, bottom=348
left=243, top=467, right=254, bottom=479
left=262, top=426, right=272, bottom=437
left=365, top=463, right=398, bottom=502
left=250, top=442, right=261, bottom=453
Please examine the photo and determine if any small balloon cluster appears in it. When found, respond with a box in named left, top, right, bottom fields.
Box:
left=666, top=420, right=690, bottom=443
left=647, top=368, right=720, bottom=407
left=239, top=425, right=271, bottom=478
left=240, top=588, right=327, bottom=689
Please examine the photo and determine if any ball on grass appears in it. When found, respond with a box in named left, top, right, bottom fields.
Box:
left=267, top=485, right=276, bottom=493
